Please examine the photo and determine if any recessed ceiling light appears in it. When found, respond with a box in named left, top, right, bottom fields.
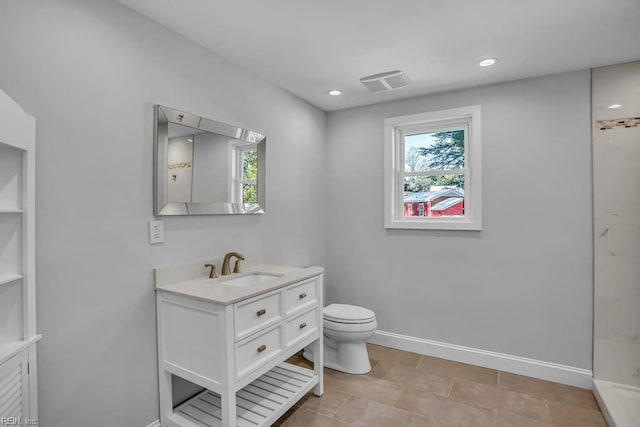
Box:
left=608, top=104, right=622, bottom=109
left=478, top=58, right=498, bottom=67
left=328, top=89, right=342, bottom=96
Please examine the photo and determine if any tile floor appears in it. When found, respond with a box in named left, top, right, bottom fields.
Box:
left=274, top=344, right=606, bottom=427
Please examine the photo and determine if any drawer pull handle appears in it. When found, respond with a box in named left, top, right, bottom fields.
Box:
left=299, top=322, right=307, bottom=329
left=257, top=345, right=267, bottom=353
left=256, top=309, right=266, bottom=316
left=299, top=293, right=307, bottom=299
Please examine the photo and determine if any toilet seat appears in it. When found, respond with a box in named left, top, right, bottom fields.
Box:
left=323, top=318, right=377, bottom=334
left=323, top=304, right=376, bottom=324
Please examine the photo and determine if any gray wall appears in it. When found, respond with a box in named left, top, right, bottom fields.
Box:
left=0, top=0, right=326, bottom=426
left=325, top=70, right=593, bottom=369
left=192, top=132, right=230, bottom=203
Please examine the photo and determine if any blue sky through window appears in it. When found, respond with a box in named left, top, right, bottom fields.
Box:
left=405, top=132, right=436, bottom=150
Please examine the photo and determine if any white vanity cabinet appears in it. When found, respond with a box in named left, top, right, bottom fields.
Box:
left=155, top=266, right=324, bottom=427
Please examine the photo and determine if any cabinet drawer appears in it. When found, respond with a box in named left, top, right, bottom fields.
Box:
left=234, top=290, right=282, bottom=341
left=235, top=324, right=283, bottom=380
left=284, top=278, right=318, bottom=317
left=285, top=308, right=318, bottom=349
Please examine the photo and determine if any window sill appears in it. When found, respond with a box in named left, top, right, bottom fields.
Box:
left=384, top=218, right=481, bottom=231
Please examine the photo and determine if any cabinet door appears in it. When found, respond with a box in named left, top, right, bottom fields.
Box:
left=0, top=351, right=29, bottom=420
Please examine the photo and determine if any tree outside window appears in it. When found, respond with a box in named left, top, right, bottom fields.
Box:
left=242, top=149, right=258, bottom=203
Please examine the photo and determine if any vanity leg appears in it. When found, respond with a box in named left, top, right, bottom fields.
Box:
left=158, top=370, right=172, bottom=426
left=314, top=276, right=324, bottom=396
left=157, top=292, right=173, bottom=426
left=221, top=390, right=237, bottom=427
left=313, top=337, right=324, bottom=396
left=220, top=306, right=237, bottom=426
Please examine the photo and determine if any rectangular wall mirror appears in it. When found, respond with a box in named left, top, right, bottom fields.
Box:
left=154, top=105, right=266, bottom=215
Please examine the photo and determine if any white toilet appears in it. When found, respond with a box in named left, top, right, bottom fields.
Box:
left=304, top=304, right=377, bottom=374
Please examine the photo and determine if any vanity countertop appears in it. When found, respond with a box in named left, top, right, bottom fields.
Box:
left=155, top=264, right=324, bottom=305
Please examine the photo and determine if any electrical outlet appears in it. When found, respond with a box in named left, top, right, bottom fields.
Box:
left=149, top=220, right=164, bottom=244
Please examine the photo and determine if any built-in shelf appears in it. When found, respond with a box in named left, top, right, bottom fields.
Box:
left=0, top=88, right=38, bottom=421
left=169, top=363, right=318, bottom=427
left=0, top=274, right=22, bottom=287
left=0, top=336, right=41, bottom=366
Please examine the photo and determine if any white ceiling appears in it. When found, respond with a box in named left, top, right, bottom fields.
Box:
left=116, top=0, right=640, bottom=112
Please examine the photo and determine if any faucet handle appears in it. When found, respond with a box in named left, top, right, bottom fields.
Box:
left=233, top=259, right=241, bottom=273
left=204, top=263, right=217, bottom=279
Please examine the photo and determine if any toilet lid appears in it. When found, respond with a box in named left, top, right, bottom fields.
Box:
left=323, top=304, right=375, bottom=324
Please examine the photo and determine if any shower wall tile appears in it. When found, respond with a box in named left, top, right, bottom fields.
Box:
left=593, top=128, right=640, bottom=213
left=610, top=298, right=637, bottom=343
left=594, top=338, right=640, bottom=387
left=593, top=296, right=639, bottom=344
left=604, top=214, right=640, bottom=257
left=593, top=213, right=640, bottom=257
left=594, top=255, right=640, bottom=299
left=592, top=61, right=640, bottom=387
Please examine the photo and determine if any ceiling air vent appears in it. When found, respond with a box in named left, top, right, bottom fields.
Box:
left=360, top=70, right=410, bottom=92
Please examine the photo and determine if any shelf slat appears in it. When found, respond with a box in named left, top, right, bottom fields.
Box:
left=0, top=335, right=41, bottom=366
left=170, top=362, right=318, bottom=427
left=0, top=275, right=22, bottom=287
left=0, top=209, right=22, bottom=213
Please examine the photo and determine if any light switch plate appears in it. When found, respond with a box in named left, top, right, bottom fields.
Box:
left=149, top=220, right=164, bottom=244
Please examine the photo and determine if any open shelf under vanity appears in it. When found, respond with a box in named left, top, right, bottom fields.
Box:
left=169, top=363, right=317, bottom=427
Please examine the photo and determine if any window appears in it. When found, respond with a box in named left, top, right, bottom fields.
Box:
left=384, top=105, right=481, bottom=230
left=229, top=141, right=258, bottom=204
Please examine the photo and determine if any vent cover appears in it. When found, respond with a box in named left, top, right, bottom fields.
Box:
left=360, top=70, right=410, bottom=92
left=0, top=361, right=22, bottom=418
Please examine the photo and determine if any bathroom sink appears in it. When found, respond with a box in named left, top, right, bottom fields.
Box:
left=219, top=273, right=281, bottom=287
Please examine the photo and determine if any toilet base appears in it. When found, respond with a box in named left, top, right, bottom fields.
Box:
left=304, top=339, right=372, bottom=375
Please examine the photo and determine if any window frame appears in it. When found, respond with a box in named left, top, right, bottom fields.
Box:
left=228, top=140, right=258, bottom=204
left=384, top=105, right=482, bottom=230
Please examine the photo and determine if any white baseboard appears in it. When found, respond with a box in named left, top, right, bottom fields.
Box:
left=369, top=330, right=593, bottom=389
left=146, top=420, right=160, bottom=427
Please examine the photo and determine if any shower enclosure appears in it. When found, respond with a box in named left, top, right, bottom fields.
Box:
left=592, top=61, right=640, bottom=427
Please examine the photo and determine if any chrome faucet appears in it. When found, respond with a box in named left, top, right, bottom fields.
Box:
left=221, top=252, right=244, bottom=275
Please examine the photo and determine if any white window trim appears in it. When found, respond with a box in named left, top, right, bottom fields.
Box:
left=384, top=105, right=482, bottom=230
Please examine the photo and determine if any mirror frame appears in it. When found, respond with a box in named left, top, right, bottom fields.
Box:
left=154, top=105, right=266, bottom=216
